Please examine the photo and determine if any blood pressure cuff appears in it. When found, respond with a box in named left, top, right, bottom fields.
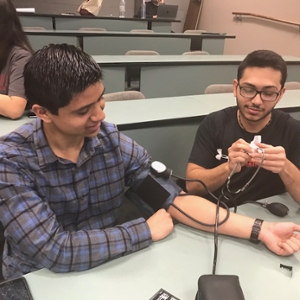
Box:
left=125, top=173, right=182, bottom=217
left=197, top=275, right=245, bottom=300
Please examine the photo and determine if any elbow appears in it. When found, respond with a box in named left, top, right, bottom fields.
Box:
left=185, top=181, right=199, bottom=194
left=185, top=181, right=193, bottom=192
left=5, top=109, right=25, bottom=120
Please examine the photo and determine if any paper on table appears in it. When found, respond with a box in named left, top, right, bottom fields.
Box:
left=16, top=8, right=36, bottom=13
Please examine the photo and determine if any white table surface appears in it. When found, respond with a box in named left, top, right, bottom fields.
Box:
left=93, top=55, right=300, bottom=64
left=0, top=90, right=299, bottom=136
left=24, top=193, right=300, bottom=300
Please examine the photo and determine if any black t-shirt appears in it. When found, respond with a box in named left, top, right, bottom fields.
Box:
left=189, top=107, right=300, bottom=206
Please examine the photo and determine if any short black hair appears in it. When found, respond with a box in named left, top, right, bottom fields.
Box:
left=24, top=44, right=103, bottom=115
left=237, top=50, right=287, bottom=88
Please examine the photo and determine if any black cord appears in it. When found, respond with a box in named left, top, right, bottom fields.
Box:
left=170, top=174, right=231, bottom=276
left=212, top=195, right=222, bottom=275
left=171, top=174, right=231, bottom=227
left=172, top=174, right=220, bottom=202
left=170, top=200, right=230, bottom=227
left=241, top=201, right=264, bottom=207
left=170, top=150, right=265, bottom=276
left=170, top=174, right=255, bottom=276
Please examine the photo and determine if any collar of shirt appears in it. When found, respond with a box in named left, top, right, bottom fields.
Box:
left=32, top=118, right=103, bottom=168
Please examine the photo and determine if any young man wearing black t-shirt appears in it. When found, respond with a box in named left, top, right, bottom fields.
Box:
left=187, top=50, right=300, bottom=206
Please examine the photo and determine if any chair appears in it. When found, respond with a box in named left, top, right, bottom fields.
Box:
left=285, top=81, right=300, bottom=90
left=182, top=50, right=209, bottom=55
left=130, top=29, right=154, bottom=33
left=204, top=84, right=233, bottom=94
left=79, top=27, right=107, bottom=31
left=125, top=50, right=159, bottom=56
left=184, top=29, right=207, bottom=34
left=125, top=50, right=159, bottom=90
left=103, top=91, right=145, bottom=101
left=22, top=26, right=46, bottom=31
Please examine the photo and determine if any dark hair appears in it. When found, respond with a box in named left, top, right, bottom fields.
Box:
left=0, top=0, right=33, bottom=72
left=24, top=44, right=103, bottom=115
left=237, top=50, right=287, bottom=88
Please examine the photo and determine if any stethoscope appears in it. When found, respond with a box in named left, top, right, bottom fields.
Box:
left=215, top=147, right=265, bottom=203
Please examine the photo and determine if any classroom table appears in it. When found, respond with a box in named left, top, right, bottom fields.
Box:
left=93, top=55, right=300, bottom=96
left=24, top=29, right=235, bottom=55
left=1, top=91, right=300, bottom=176
left=19, top=13, right=180, bottom=32
left=24, top=192, right=300, bottom=300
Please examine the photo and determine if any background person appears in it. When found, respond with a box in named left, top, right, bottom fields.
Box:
left=0, top=0, right=33, bottom=119
left=135, top=0, right=164, bottom=18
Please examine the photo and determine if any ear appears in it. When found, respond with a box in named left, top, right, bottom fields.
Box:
left=233, top=79, right=238, bottom=97
left=32, top=104, right=52, bottom=123
left=276, top=86, right=286, bottom=104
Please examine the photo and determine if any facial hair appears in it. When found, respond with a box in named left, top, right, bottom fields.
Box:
left=236, top=96, right=274, bottom=124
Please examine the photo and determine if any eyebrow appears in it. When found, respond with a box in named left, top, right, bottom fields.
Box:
left=241, top=82, right=278, bottom=89
left=74, top=87, right=106, bottom=113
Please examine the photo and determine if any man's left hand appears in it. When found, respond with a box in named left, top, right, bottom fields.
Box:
left=260, top=221, right=300, bottom=256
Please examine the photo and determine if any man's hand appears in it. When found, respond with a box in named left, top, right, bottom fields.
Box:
left=146, top=209, right=174, bottom=242
left=259, top=222, right=300, bottom=256
left=250, top=142, right=286, bottom=173
left=227, top=138, right=252, bottom=173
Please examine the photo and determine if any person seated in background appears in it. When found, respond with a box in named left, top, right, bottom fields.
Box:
left=77, top=0, right=103, bottom=16
left=0, top=0, right=33, bottom=119
left=0, top=44, right=299, bottom=281
left=135, top=0, right=164, bottom=18
left=186, top=50, right=300, bottom=207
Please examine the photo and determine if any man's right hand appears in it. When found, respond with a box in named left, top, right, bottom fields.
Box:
left=228, top=138, right=253, bottom=173
left=146, top=209, right=174, bottom=241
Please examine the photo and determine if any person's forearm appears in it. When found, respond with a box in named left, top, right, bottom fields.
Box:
left=186, top=163, right=230, bottom=195
left=168, top=195, right=254, bottom=239
left=0, top=94, right=27, bottom=119
left=279, top=159, right=300, bottom=205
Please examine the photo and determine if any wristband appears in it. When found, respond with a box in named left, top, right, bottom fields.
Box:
left=250, top=218, right=264, bottom=244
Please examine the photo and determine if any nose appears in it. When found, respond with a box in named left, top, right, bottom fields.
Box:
left=90, top=103, right=105, bottom=122
left=251, top=92, right=263, bottom=106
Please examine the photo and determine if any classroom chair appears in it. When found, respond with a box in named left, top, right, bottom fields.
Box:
left=182, top=50, right=209, bottom=55
left=204, top=84, right=233, bottom=94
left=103, top=91, right=145, bottom=101
left=125, top=50, right=159, bottom=90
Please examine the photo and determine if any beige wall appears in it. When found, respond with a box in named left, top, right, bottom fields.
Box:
left=198, top=0, right=300, bottom=56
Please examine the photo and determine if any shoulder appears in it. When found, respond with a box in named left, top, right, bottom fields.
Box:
left=9, top=46, right=32, bottom=63
left=95, top=122, right=149, bottom=162
left=0, top=121, right=36, bottom=158
left=95, top=121, right=125, bottom=148
left=98, top=121, right=140, bottom=147
left=202, top=106, right=237, bottom=126
left=98, top=121, right=119, bottom=138
left=272, top=109, right=300, bottom=128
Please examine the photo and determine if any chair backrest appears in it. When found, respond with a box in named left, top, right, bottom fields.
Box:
left=130, top=29, right=154, bottom=33
left=103, top=91, right=145, bottom=101
left=79, top=27, right=107, bottom=31
left=125, top=50, right=159, bottom=55
left=23, top=26, right=46, bottom=30
left=184, top=29, right=207, bottom=34
left=284, top=81, right=300, bottom=90
left=204, top=84, right=233, bottom=94
left=182, top=51, right=209, bottom=55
